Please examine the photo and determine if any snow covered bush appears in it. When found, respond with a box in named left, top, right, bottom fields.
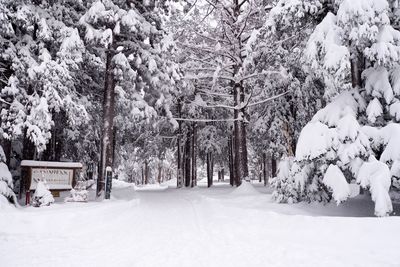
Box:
left=65, top=182, right=88, bottom=203
left=32, top=181, right=55, bottom=207
left=65, top=188, right=88, bottom=203
left=271, top=157, right=297, bottom=203
left=0, top=146, right=17, bottom=207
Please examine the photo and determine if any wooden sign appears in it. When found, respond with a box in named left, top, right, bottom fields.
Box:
left=20, top=160, right=83, bottom=204
left=29, top=168, right=74, bottom=190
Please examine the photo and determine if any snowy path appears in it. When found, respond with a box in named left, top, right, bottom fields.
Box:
left=1, top=181, right=400, bottom=267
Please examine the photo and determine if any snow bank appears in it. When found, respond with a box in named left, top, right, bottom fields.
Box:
left=134, top=183, right=168, bottom=191
left=65, top=189, right=88, bottom=202
left=1, top=184, right=400, bottom=267
left=112, top=179, right=134, bottom=189
left=0, top=195, right=13, bottom=210
left=231, top=182, right=260, bottom=196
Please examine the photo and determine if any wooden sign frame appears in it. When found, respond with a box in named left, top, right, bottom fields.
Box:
left=20, top=161, right=83, bottom=205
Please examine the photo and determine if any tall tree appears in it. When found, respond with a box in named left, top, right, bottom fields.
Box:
left=80, top=0, right=179, bottom=196
left=272, top=0, right=400, bottom=217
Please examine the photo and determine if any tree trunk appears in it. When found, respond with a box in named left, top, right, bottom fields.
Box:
left=283, top=121, right=294, bottom=157
left=141, top=166, right=144, bottom=185
left=233, top=83, right=249, bottom=185
left=41, top=111, right=66, bottom=162
left=211, top=152, right=214, bottom=183
left=22, top=133, right=36, bottom=161
left=228, top=135, right=234, bottom=186
left=1, top=139, right=11, bottom=167
left=191, top=123, right=197, bottom=187
left=233, top=90, right=241, bottom=186
left=350, top=49, right=364, bottom=194
left=112, top=126, right=117, bottom=166
left=207, top=152, right=213, bottom=187
left=231, top=0, right=249, bottom=185
left=144, top=160, right=149, bottom=185
left=176, top=98, right=183, bottom=188
left=97, top=43, right=116, bottom=197
left=184, top=130, right=191, bottom=187
left=263, top=153, right=267, bottom=186
left=158, top=160, right=162, bottom=184
left=351, top=49, right=364, bottom=88
left=239, top=86, right=249, bottom=182
left=271, top=156, right=277, bottom=178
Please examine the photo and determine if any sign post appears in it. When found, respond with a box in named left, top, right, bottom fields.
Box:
left=105, top=166, right=112, bottom=200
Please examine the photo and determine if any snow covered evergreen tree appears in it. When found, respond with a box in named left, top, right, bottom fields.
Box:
left=0, top=1, right=89, bottom=158
left=80, top=0, right=179, bottom=196
left=273, top=0, right=400, bottom=216
left=0, top=145, right=17, bottom=206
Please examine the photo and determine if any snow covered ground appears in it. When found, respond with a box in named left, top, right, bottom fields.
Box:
left=1, top=179, right=400, bottom=267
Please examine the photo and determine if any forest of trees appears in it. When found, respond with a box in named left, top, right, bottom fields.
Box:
left=1, top=0, right=400, bottom=216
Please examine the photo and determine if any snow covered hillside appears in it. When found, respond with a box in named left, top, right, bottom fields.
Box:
left=1, top=181, right=399, bottom=267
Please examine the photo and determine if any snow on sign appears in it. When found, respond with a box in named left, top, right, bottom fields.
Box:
left=29, top=168, right=74, bottom=190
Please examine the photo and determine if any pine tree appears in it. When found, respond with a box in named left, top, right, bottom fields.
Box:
left=273, top=0, right=400, bottom=216
left=0, top=0, right=89, bottom=158
left=80, top=0, right=179, bottom=196
left=0, top=145, right=17, bottom=206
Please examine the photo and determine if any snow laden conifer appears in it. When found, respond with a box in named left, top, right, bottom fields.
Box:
left=272, top=0, right=400, bottom=216
left=0, top=1, right=88, bottom=156
left=248, top=0, right=326, bottom=174
left=80, top=0, right=180, bottom=195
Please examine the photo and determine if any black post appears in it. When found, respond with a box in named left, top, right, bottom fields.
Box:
left=105, top=167, right=112, bottom=200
